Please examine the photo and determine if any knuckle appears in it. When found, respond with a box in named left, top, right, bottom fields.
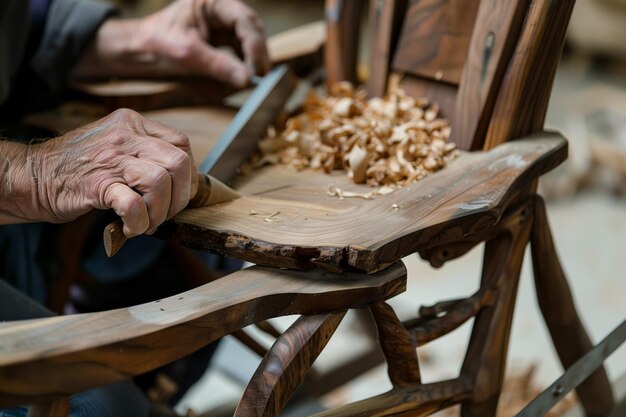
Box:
left=112, top=108, right=139, bottom=121
left=171, top=131, right=190, bottom=148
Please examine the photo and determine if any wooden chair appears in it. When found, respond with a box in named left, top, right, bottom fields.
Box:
left=1, top=0, right=620, bottom=416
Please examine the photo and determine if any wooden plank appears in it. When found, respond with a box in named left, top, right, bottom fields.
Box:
left=392, top=0, right=480, bottom=85
left=0, top=264, right=406, bottom=408
left=452, top=0, right=530, bottom=151
left=163, top=134, right=567, bottom=273
left=484, top=0, right=577, bottom=149
left=367, top=0, right=409, bottom=98
left=325, top=0, right=365, bottom=87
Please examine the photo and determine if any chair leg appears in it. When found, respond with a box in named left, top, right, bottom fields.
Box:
left=460, top=212, right=532, bottom=417
left=370, top=302, right=421, bottom=387
left=531, top=196, right=614, bottom=417
left=235, top=312, right=346, bottom=417
left=27, top=397, right=69, bottom=417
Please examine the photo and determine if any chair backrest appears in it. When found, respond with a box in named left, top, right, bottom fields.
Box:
left=326, top=0, right=577, bottom=151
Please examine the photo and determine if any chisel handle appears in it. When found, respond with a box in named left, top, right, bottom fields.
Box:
left=103, top=173, right=235, bottom=257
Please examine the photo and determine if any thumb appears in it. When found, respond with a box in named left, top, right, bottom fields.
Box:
left=190, top=40, right=250, bottom=88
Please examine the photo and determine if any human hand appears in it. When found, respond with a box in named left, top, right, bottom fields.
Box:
left=29, top=109, right=198, bottom=237
left=74, top=0, right=270, bottom=88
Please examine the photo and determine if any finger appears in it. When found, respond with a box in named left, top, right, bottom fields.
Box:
left=131, top=135, right=193, bottom=219
left=140, top=118, right=197, bottom=216
left=103, top=183, right=149, bottom=238
left=187, top=39, right=250, bottom=87
left=121, top=158, right=172, bottom=234
left=205, top=0, right=270, bottom=75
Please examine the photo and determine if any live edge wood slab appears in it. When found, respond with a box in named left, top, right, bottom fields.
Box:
left=160, top=133, right=567, bottom=273
left=0, top=264, right=406, bottom=407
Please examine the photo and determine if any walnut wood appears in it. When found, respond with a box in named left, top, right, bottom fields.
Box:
left=370, top=302, right=421, bottom=386
left=235, top=313, right=345, bottom=417
left=452, top=0, right=529, bottom=151
left=0, top=263, right=406, bottom=408
left=392, top=0, right=480, bottom=85
left=531, top=196, right=614, bottom=416
left=27, top=398, right=69, bottom=417
left=312, top=379, right=472, bottom=417
left=162, top=134, right=567, bottom=273
left=366, top=0, right=409, bottom=97
left=459, top=206, right=533, bottom=416
left=325, top=0, right=365, bottom=88
left=484, top=0, right=577, bottom=149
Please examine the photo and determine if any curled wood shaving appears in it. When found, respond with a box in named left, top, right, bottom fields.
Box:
left=247, top=81, right=459, bottom=189
left=327, top=184, right=396, bottom=200
left=263, top=211, right=281, bottom=223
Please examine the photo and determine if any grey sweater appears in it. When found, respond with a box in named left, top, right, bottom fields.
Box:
left=0, top=0, right=115, bottom=117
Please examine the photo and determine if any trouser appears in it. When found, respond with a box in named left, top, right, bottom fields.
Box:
left=0, top=279, right=150, bottom=417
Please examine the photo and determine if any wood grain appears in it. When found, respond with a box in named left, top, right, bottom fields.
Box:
left=460, top=205, right=532, bottom=416
left=484, top=0, right=577, bottom=149
left=366, top=0, right=409, bottom=98
left=531, top=196, right=614, bottom=417
left=452, top=0, right=530, bottom=151
left=235, top=313, right=345, bottom=417
left=0, top=264, right=406, bottom=408
left=392, top=0, right=480, bottom=85
left=371, top=302, right=421, bottom=387
left=312, top=379, right=471, bottom=417
left=162, top=134, right=567, bottom=273
left=325, top=0, right=365, bottom=88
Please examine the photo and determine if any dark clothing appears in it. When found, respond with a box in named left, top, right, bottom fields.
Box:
left=0, top=0, right=115, bottom=118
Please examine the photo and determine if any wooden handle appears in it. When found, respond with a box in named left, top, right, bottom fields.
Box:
left=103, top=173, right=239, bottom=257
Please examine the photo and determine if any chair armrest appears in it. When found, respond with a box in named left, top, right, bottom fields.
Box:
left=0, top=263, right=406, bottom=408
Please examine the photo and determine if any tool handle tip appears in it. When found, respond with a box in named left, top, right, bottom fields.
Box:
left=104, top=218, right=127, bottom=257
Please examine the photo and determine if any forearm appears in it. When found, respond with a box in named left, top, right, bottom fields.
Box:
left=71, top=18, right=152, bottom=79
left=0, top=141, right=40, bottom=224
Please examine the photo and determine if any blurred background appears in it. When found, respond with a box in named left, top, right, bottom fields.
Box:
left=102, top=1, right=626, bottom=416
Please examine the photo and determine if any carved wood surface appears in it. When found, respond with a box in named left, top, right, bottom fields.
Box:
left=235, top=313, right=345, bottom=417
left=393, top=0, right=480, bottom=85
left=452, top=0, right=530, bottom=151
left=484, top=0, right=577, bottom=148
left=367, top=0, right=409, bottom=98
left=0, top=264, right=406, bottom=407
left=162, top=134, right=567, bottom=273
left=312, top=379, right=471, bottom=417
left=371, top=302, right=421, bottom=387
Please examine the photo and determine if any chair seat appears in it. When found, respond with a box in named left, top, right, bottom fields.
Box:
left=0, top=263, right=406, bottom=407
left=162, top=132, right=567, bottom=273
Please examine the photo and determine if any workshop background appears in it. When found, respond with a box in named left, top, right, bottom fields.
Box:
left=103, top=0, right=626, bottom=416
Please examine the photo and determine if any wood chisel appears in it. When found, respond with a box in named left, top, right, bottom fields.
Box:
left=103, top=65, right=296, bottom=257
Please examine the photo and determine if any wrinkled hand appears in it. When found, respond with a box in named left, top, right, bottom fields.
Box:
left=75, top=0, right=270, bottom=88
left=30, top=109, right=198, bottom=237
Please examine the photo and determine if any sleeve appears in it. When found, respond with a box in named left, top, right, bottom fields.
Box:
left=0, top=0, right=117, bottom=118
left=30, top=0, right=117, bottom=99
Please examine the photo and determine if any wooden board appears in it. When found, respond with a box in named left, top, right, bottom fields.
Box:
left=392, top=0, right=480, bottom=85
left=162, top=133, right=567, bottom=273
left=0, top=264, right=406, bottom=407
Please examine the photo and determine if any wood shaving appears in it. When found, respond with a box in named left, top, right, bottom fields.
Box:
left=327, top=184, right=396, bottom=200
left=248, top=82, right=459, bottom=189
left=263, top=211, right=281, bottom=223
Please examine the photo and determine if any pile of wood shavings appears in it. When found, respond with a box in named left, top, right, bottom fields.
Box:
left=245, top=81, right=459, bottom=193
